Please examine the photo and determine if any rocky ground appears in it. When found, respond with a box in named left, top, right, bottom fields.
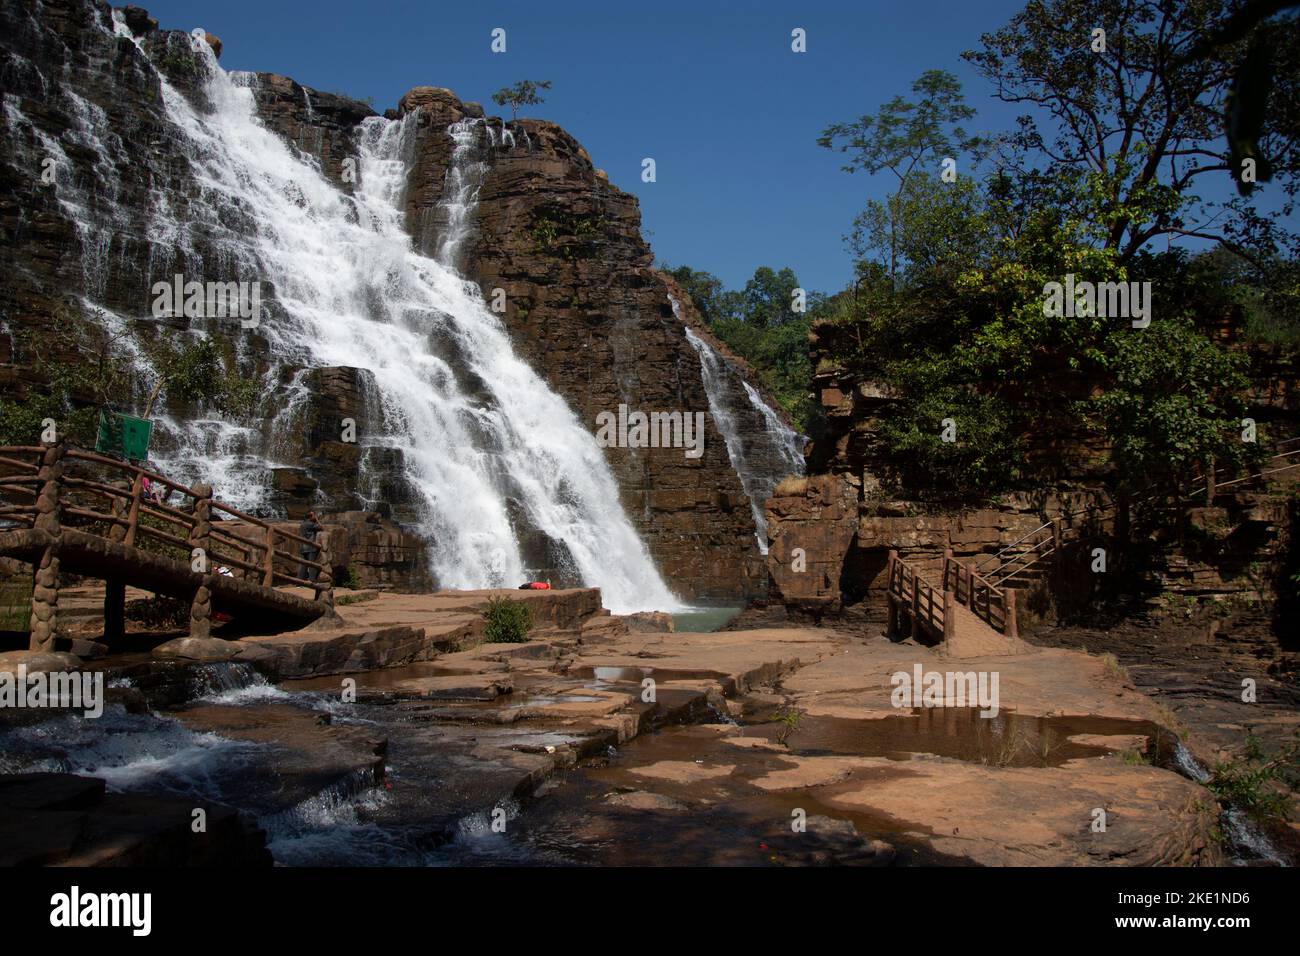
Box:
left=3, top=585, right=1277, bottom=866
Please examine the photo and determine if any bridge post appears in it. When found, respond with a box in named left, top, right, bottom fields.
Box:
left=103, top=480, right=131, bottom=642
left=29, top=441, right=65, bottom=653
left=909, top=572, right=920, bottom=640
left=885, top=550, right=898, bottom=639
left=122, top=471, right=144, bottom=546
left=187, top=483, right=214, bottom=640
left=1005, top=587, right=1018, bottom=640
left=262, top=525, right=275, bottom=588
left=313, top=530, right=334, bottom=608
left=188, top=581, right=213, bottom=640
left=943, top=587, right=955, bottom=642
left=1204, top=457, right=1216, bottom=507
left=189, top=483, right=213, bottom=560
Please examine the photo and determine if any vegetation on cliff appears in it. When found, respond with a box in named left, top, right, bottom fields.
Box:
left=0, top=311, right=257, bottom=448
left=662, top=263, right=821, bottom=432
left=673, top=1, right=1300, bottom=502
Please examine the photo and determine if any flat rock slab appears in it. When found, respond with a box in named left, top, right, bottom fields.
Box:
left=783, top=641, right=1171, bottom=727
left=237, top=624, right=436, bottom=678
left=154, top=636, right=247, bottom=661
left=798, top=754, right=1221, bottom=866
left=572, top=627, right=842, bottom=695
left=329, top=588, right=602, bottom=637
left=387, top=674, right=514, bottom=700
left=0, top=650, right=82, bottom=675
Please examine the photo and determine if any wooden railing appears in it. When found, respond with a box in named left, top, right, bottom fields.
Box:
left=941, top=549, right=1015, bottom=636
left=975, top=438, right=1300, bottom=587
left=886, top=550, right=945, bottom=638
left=0, top=443, right=333, bottom=603
left=887, top=549, right=1018, bottom=642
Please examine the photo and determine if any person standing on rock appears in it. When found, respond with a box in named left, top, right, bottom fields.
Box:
left=298, top=510, right=324, bottom=584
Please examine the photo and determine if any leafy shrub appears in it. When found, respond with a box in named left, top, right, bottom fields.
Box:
left=1208, top=732, right=1299, bottom=825
left=483, top=596, right=533, bottom=643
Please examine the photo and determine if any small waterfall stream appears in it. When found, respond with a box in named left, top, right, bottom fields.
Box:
left=680, top=306, right=805, bottom=553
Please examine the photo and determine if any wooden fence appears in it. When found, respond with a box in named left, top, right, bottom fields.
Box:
left=0, top=443, right=333, bottom=646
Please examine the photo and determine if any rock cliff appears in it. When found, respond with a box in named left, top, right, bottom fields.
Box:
left=0, top=0, right=806, bottom=602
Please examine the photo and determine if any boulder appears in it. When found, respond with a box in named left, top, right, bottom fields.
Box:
left=153, top=636, right=247, bottom=662
left=625, top=611, right=675, bottom=633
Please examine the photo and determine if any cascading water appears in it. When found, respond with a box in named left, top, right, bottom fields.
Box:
left=742, top=380, right=806, bottom=478
left=96, top=18, right=679, bottom=613
left=681, top=305, right=805, bottom=553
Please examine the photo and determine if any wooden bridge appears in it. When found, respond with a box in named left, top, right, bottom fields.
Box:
left=0, top=443, right=335, bottom=651
left=886, top=548, right=1018, bottom=645
left=887, top=436, right=1300, bottom=646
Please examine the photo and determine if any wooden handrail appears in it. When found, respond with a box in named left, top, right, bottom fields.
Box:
left=978, top=437, right=1300, bottom=584
left=0, top=443, right=334, bottom=605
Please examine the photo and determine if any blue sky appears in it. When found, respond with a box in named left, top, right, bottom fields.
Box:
left=138, top=0, right=1280, bottom=294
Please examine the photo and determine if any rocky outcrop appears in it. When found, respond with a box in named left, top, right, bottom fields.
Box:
left=391, top=88, right=785, bottom=600
left=778, top=298, right=1300, bottom=631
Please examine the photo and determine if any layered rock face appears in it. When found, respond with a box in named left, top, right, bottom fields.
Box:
left=393, top=90, right=813, bottom=599
left=774, top=313, right=1300, bottom=629
left=0, top=0, right=806, bottom=602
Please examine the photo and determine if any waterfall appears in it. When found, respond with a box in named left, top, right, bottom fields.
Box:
left=742, top=380, right=805, bottom=478
left=680, top=306, right=805, bottom=554
left=93, top=17, right=680, bottom=613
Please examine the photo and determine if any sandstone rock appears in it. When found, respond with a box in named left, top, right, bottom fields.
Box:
left=625, top=611, right=675, bottom=633
left=68, top=639, right=107, bottom=659
left=0, top=650, right=82, bottom=676
left=122, top=5, right=158, bottom=36
left=152, top=636, right=247, bottom=662
left=604, top=790, right=689, bottom=811
left=765, top=473, right=859, bottom=617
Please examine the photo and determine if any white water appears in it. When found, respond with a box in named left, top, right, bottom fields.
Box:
left=742, top=380, right=806, bottom=478
left=94, top=18, right=680, bottom=613
left=682, top=315, right=804, bottom=554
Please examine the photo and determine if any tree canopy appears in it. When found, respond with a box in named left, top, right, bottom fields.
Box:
left=491, top=80, right=552, bottom=120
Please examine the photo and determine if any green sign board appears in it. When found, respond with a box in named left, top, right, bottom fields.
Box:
left=96, top=410, right=153, bottom=462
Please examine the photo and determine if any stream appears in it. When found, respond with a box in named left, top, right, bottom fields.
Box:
left=1, top=657, right=1287, bottom=866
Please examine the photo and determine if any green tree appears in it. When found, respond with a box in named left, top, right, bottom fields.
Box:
left=740, top=266, right=805, bottom=329
left=964, top=0, right=1300, bottom=266
left=663, top=264, right=740, bottom=325
left=491, top=80, right=552, bottom=121
left=819, top=70, right=981, bottom=280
